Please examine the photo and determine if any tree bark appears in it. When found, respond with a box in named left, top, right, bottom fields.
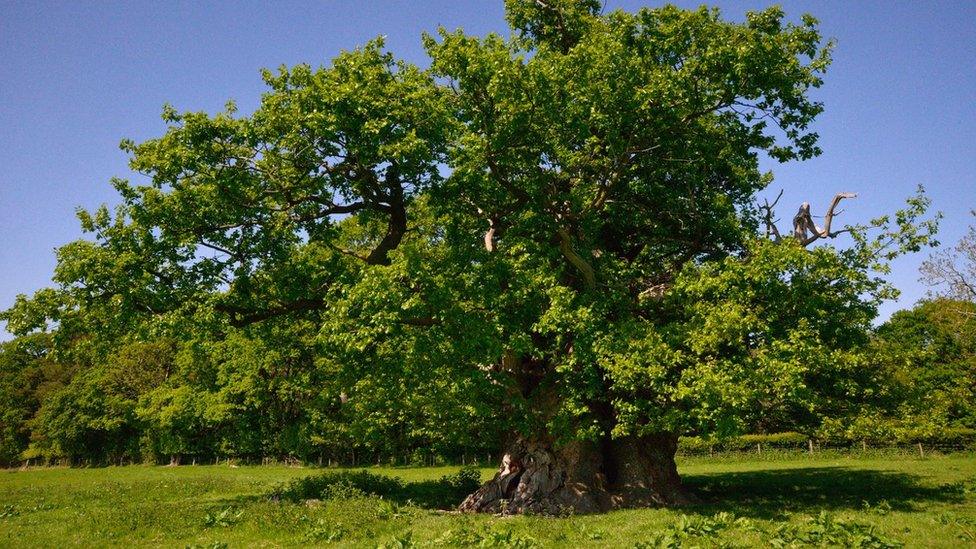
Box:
left=459, top=433, right=694, bottom=515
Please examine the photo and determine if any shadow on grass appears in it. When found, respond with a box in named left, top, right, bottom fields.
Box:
left=681, top=466, right=963, bottom=519
left=245, top=464, right=964, bottom=518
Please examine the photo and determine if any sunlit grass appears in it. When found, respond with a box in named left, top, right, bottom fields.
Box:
left=1, top=453, right=974, bottom=547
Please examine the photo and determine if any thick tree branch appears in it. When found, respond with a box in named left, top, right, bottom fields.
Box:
left=485, top=220, right=498, bottom=252
left=557, top=228, right=596, bottom=289
left=364, top=164, right=408, bottom=266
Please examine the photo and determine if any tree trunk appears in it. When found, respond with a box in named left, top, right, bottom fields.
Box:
left=459, top=432, right=694, bottom=515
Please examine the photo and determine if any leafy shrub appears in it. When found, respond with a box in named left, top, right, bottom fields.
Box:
left=635, top=511, right=900, bottom=549
left=376, top=499, right=412, bottom=520
left=202, top=508, right=243, bottom=527
left=442, top=466, right=482, bottom=495
left=270, top=466, right=482, bottom=509
left=768, top=511, right=902, bottom=548
left=633, top=533, right=681, bottom=549
left=301, top=520, right=346, bottom=542
left=380, top=530, right=414, bottom=548
left=574, top=522, right=609, bottom=541
left=403, top=466, right=482, bottom=508
left=433, top=524, right=536, bottom=548
left=271, top=470, right=404, bottom=502
left=477, top=529, right=537, bottom=548
left=809, top=511, right=901, bottom=548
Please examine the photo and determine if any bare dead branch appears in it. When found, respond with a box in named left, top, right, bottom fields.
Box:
left=760, top=189, right=784, bottom=241
left=792, top=192, right=858, bottom=246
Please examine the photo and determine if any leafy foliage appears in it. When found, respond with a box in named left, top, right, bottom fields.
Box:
left=0, top=0, right=948, bottom=473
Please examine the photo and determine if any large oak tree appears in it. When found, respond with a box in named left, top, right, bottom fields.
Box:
left=3, top=0, right=938, bottom=512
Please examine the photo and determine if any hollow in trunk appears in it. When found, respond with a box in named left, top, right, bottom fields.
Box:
left=459, top=433, right=694, bottom=515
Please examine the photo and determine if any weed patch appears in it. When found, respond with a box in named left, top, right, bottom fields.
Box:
left=202, top=508, right=243, bottom=528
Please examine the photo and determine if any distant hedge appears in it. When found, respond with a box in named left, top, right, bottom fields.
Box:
left=678, top=428, right=976, bottom=454
left=679, top=432, right=809, bottom=454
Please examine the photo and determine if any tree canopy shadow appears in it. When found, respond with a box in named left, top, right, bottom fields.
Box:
left=250, top=465, right=966, bottom=518
left=680, top=465, right=964, bottom=519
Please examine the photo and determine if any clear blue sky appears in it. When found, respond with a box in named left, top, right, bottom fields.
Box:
left=1, top=1, right=974, bottom=339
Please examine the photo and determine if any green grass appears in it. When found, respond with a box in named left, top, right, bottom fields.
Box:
left=2, top=453, right=975, bottom=547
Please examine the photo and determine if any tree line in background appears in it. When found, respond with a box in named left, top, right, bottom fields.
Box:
left=1, top=296, right=974, bottom=467
left=0, top=320, right=502, bottom=467
left=2, top=248, right=974, bottom=467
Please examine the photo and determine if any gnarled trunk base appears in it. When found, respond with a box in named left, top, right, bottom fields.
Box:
left=459, top=433, right=694, bottom=515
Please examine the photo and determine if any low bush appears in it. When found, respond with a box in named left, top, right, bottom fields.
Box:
left=270, top=466, right=483, bottom=509
left=272, top=470, right=404, bottom=502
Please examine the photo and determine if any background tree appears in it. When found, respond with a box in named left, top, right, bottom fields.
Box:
left=817, top=299, right=976, bottom=445
left=923, top=211, right=976, bottom=305
left=0, top=334, right=64, bottom=465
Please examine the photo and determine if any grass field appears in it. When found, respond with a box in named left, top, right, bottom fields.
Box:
left=2, top=453, right=975, bottom=548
